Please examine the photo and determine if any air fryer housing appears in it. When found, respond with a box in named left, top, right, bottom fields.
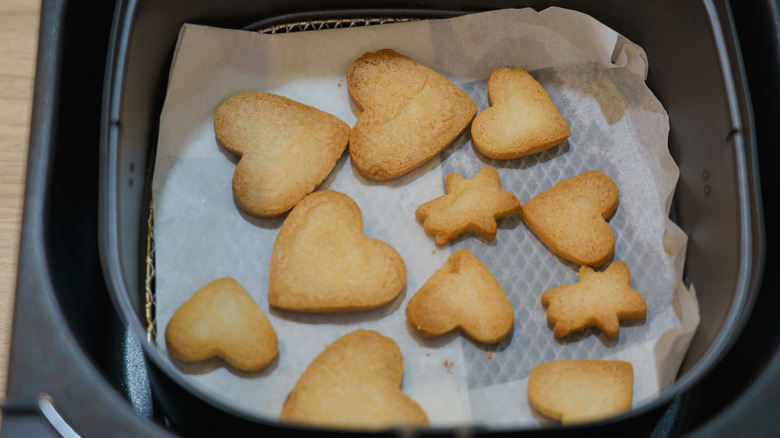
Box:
left=3, top=0, right=775, bottom=437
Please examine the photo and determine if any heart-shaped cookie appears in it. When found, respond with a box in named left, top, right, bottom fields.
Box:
left=520, top=170, right=619, bottom=267
left=528, top=359, right=634, bottom=425
left=268, top=190, right=406, bottom=312
left=165, top=277, right=278, bottom=372
left=280, top=329, right=429, bottom=430
left=471, top=67, right=570, bottom=159
left=214, top=92, right=350, bottom=218
left=347, top=49, right=477, bottom=180
left=406, top=249, right=514, bottom=344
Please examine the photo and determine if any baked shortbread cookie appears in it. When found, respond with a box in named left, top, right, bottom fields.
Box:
left=280, top=329, right=429, bottom=430
left=416, top=166, right=521, bottom=245
left=520, top=170, right=619, bottom=267
left=406, top=249, right=514, bottom=344
left=165, top=277, right=278, bottom=372
left=528, top=359, right=634, bottom=425
left=214, top=91, right=350, bottom=218
left=471, top=67, right=570, bottom=159
left=542, top=261, right=646, bottom=339
left=268, top=190, right=406, bottom=313
left=347, top=49, right=477, bottom=180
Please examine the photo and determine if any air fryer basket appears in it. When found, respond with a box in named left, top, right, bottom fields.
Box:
left=98, top=0, right=763, bottom=436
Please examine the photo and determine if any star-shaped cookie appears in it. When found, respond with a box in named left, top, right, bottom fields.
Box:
left=541, top=261, right=646, bottom=339
left=415, top=166, right=521, bottom=245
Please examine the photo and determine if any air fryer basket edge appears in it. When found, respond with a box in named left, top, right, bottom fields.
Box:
left=97, top=0, right=764, bottom=435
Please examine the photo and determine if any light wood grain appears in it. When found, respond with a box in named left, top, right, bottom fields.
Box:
left=0, top=0, right=41, bottom=425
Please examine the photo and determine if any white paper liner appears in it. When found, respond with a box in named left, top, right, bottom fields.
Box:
left=151, top=7, right=698, bottom=429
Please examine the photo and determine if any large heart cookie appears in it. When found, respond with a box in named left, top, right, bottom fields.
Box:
left=165, top=277, right=278, bottom=372
left=542, top=261, right=646, bottom=339
left=471, top=67, right=570, bottom=159
left=347, top=49, right=477, bottom=180
left=280, top=329, right=429, bottom=430
left=214, top=92, right=350, bottom=218
left=268, top=190, right=406, bottom=312
left=520, top=170, right=619, bottom=267
left=406, top=249, right=514, bottom=344
left=528, top=359, right=634, bottom=425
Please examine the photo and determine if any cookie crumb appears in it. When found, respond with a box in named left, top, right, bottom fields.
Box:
left=486, top=352, right=492, bottom=359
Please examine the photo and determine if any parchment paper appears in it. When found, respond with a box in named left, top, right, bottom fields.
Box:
left=151, top=7, right=700, bottom=429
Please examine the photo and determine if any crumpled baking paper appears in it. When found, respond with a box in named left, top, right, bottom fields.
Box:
left=151, top=7, right=699, bottom=429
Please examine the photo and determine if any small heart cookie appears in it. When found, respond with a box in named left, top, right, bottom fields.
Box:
left=268, top=190, right=406, bottom=312
left=406, top=249, right=514, bottom=344
left=520, top=170, right=619, bottom=267
left=165, top=277, right=278, bottom=372
left=542, top=261, right=646, bottom=339
left=280, top=329, right=429, bottom=430
left=416, top=166, right=521, bottom=245
left=528, top=359, right=634, bottom=425
left=471, top=67, right=570, bottom=159
left=214, top=92, right=350, bottom=218
left=347, top=49, right=477, bottom=180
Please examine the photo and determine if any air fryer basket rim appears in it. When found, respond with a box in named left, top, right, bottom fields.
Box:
left=97, top=0, right=765, bottom=433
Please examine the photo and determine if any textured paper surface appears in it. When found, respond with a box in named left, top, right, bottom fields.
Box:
left=152, top=7, right=698, bottom=429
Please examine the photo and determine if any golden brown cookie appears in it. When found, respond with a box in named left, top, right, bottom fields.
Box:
left=280, top=329, right=429, bottom=430
left=214, top=91, right=350, bottom=218
left=541, top=261, right=646, bottom=338
left=268, top=190, right=406, bottom=313
left=165, top=277, right=278, bottom=372
left=520, top=170, right=619, bottom=267
left=471, top=67, right=570, bottom=159
left=415, top=166, right=521, bottom=245
left=406, top=249, right=514, bottom=344
left=347, top=49, right=477, bottom=180
left=528, top=359, right=634, bottom=425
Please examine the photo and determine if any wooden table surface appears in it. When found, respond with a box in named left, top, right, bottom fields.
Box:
left=0, top=0, right=42, bottom=427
